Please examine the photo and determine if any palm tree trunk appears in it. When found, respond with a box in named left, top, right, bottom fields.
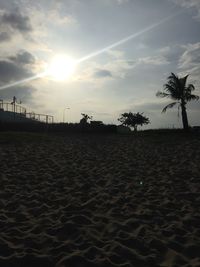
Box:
left=181, top=102, right=189, bottom=131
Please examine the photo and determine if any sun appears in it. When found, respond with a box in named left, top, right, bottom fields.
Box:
left=46, top=55, right=76, bottom=81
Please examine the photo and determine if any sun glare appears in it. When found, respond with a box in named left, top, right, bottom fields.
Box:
left=46, top=55, right=76, bottom=81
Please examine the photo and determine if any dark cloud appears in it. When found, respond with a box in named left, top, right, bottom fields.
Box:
left=0, top=60, right=33, bottom=84
left=0, top=50, right=36, bottom=85
left=0, top=85, right=36, bottom=104
left=94, top=69, right=113, bottom=78
left=9, top=51, right=35, bottom=65
left=0, top=50, right=38, bottom=106
left=0, top=31, right=11, bottom=42
left=1, top=11, right=32, bottom=33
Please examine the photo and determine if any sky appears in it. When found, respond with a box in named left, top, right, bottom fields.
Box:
left=0, top=0, right=199, bottom=128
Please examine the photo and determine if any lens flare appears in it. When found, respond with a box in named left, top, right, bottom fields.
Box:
left=46, top=55, right=76, bottom=81
left=0, top=10, right=183, bottom=90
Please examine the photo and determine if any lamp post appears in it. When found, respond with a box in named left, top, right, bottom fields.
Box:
left=0, top=99, right=3, bottom=110
left=63, top=107, right=70, bottom=123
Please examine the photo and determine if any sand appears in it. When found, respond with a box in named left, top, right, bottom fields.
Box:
left=0, top=132, right=200, bottom=267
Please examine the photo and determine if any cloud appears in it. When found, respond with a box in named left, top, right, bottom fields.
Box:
left=9, top=51, right=35, bottom=65
left=106, top=50, right=125, bottom=59
left=98, top=50, right=134, bottom=79
left=0, top=60, right=33, bottom=84
left=120, top=54, right=170, bottom=71
left=0, top=85, right=36, bottom=104
left=76, top=50, right=133, bottom=83
left=178, top=42, right=200, bottom=70
left=137, top=55, right=169, bottom=66
left=94, top=69, right=113, bottom=78
left=19, top=1, right=77, bottom=36
left=170, top=0, right=200, bottom=20
left=99, top=0, right=129, bottom=5
left=116, top=0, right=129, bottom=5
left=1, top=10, right=32, bottom=33
left=77, top=49, right=170, bottom=84
left=0, top=50, right=38, bottom=85
left=178, top=42, right=200, bottom=88
left=0, top=50, right=39, bottom=107
left=47, top=9, right=76, bottom=25
left=159, top=45, right=185, bottom=64
left=0, top=31, right=10, bottom=42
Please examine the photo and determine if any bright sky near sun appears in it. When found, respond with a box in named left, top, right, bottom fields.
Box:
left=0, top=0, right=199, bottom=127
left=46, top=55, right=76, bottom=81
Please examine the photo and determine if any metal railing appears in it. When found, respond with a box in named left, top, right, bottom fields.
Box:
left=0, top=101, right=53, bottom=123
left=0, top=101, right=26, bottom=114
left=26, top=112, right=54, bottom=123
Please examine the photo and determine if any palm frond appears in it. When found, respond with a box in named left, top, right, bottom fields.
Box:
left=156, top=91, right=171, bottom=98
left=187, top=84, right=195, bottom=92
left=164, top=84, right=181, bottom=99
left=168, top=73, right=181, bottom=88
left=164, top=83, right=175, bottom=93
left=167, top=73, right=177, bottom=90
left=168, top=72, right=177, bottom=81
left=162, top=102, right=177, bottom=113
left=186, top=94, right=199, bottom=101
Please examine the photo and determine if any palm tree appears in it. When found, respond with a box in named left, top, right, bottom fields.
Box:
left=156, top=73, right=199, bottom=130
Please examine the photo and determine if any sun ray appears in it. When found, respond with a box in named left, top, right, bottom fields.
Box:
left=0, top=10, right=184, bottom=91
left=0, top=73, right=46, bottom=90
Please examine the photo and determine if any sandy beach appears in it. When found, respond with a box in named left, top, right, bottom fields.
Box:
left=0, top=131, right=200, bottom=267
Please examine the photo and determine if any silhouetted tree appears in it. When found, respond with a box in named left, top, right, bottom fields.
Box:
left=79, top=113, right=93, bottom=125
left=118, top=112, right=150, bottom=131
left=156, top=73, right=199, bottom=131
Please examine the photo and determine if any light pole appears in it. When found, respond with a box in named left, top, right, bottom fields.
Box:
left=63, top=107, right=70, bottom=123
left=0, top=99, right=3, bottom=110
